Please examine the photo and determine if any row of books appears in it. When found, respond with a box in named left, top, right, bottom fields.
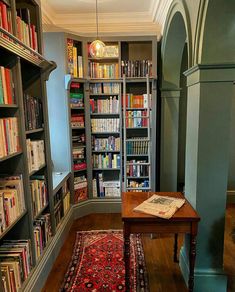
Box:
left=0, top=117, right=20, bottom=159
left=54, top=201, right=63, bottom=228
left=71, top=114, right=85, bottom=128
left=126, top=139, right=149, bottom=155
left=24, top=94, right=43, bottom=131
left=89, top=82, right=120, bottom=94
left=70, top=96, right=84, bottom=108
left=92, top=136, right=120, bottom=151
left=16, top=9, right=38, bottom=51
left=63, top=191, right=70, bottom=214
left=127, top=179, right=150, bottom=189
left=88, top=62, right=119, bottom=79
left=93, top=153, right=121, bottom=169
left=90, top=96, right=119, bottom=114
left=125, top=110, right=148, bottom=128
left=122, top=94, right=150, bottom=108
left=121, top=60, right=152, bottom=77
left=67, top=39, right=83, bottom=78
left=26, top=139, right=45, bottom=173
left=0, top=1, right=13, bottom=37
left=0, top=2, right=38, bottom=51
left=126, top=160, right=149, bottom=177
left=91, top=118, right=120, bottom=133
left=0, top=239, right=32, bottom=292
left=72, top=146, right=85, bottom=159
left=92, top=173, right=120, bottom=197
left=0, top=175, right=26, bottom=234
left=73, top=161, right=87, bottom=171
left=30, top=178, right=48, bottom=219
left=72, top=133, right=85, bottom=144
left=74, top=176, right=88, bottom=203
left=33, top=213, right=52, bottom=261
left=0, top=66, right=15, bottom=105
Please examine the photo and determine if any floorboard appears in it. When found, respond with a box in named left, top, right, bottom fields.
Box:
left=42, top=205, right=235, bottom=292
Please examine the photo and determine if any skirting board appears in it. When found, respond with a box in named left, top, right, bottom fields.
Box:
left=227, top=190, right=235, bottom=203
left=73, top=198, right=122, bottom=220
left=22, top=208, right=74, bottom=292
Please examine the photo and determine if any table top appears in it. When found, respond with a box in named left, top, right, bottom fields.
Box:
left=121, top=192, right=200, bottom=222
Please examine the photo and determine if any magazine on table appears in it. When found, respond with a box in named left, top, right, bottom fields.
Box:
left=133, top=194, right=185, bottom=219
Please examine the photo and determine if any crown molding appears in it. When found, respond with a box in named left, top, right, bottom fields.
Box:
left=43, top=22, right=161, bottom=37
left=41, top=1, right=162, bottom=37
left=153, top=0, right=172, bottom=33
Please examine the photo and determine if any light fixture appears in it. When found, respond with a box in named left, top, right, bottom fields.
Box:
left=89, top=0, right=105, bottom=58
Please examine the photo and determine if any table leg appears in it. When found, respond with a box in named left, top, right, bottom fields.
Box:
left=174, top=233, right=179, bottom=263
left=124, top=224, right=130, bottom=292
left=188, top=234, right=197, bottom=292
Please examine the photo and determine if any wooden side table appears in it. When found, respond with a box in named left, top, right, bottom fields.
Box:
left=122, top=192, right=200, bottom=292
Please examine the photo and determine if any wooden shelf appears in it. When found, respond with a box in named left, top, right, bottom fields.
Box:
left=93, top=168, right=120, bottom=171
left=89, top=93, right=119, bottom=96
left=0, top=104, right=18, bottom=108
left=0, top=210, right=27, bottom=240
left=92, top=150, right=120, bottom=153
left=26, top=128, right=44, bottom=135
left=91, top=132, right=120, bottom=135
left=91, top=113, right=119, bottom=117
left=52, top=171, right=71, bottom=195
left=33, top=203, right=50, bottom=221
left=0, top=151, right=23, bottom=162
left=0, top=29, right=55, bottom=70
left=29, top=164, right=46, bottom=176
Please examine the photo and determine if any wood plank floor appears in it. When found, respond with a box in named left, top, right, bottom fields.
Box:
left=43, top=205, right=235, bottom=292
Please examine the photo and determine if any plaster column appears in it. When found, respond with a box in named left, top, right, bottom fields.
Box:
left=179, top=64, right=235, bottom=292
left=160, top=88, right=181, bottom=191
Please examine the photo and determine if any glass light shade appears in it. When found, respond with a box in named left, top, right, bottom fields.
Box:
left=89, top=39, right=105, bottom=58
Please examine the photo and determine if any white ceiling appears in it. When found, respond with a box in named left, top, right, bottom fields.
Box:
left=41, top=0, right=172, bottom=38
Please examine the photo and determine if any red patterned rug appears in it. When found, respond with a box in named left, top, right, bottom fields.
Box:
left=60, top=230, right=149, bottom=291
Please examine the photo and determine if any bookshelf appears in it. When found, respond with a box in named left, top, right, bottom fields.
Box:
left=69, top=79, right=89, bottom=204
left=89, top=79, right=122, bottom=199
left=0, top=0, right=56, bottom=291
left=123, top=75, right=157, bottom=192
left=44, top=34, right=158, bottom=206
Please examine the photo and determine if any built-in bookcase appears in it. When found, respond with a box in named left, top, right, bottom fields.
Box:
left=69, top=79, right=89, bottom=204
left=89, top=80, right=122, bottom=198
left=44, top=33, right=159, bottom=210
left=0, top=0, right=55, bottom=291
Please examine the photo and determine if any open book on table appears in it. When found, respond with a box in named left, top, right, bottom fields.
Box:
left=133, top=194, right=185, bottom=219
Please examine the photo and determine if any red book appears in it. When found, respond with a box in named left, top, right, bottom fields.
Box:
left=30, top=24, right=38, bottom=51
left=4, top=68, right=13, bottom=104
left=0, top=2, right=8, bottom=31
left=70, top=82, right=80, bottom=88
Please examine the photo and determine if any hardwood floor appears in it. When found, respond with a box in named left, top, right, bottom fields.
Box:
left=43, top=205, right=235, bottom=292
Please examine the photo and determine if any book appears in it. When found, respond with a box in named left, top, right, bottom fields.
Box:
left=133, top=194, right=185, bottom=219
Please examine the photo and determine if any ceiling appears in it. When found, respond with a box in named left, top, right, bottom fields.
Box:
left=41, top=0, right=172, bottom=38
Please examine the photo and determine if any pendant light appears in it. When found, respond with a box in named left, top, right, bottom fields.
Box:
left=89, top=0, right=105, bottom=58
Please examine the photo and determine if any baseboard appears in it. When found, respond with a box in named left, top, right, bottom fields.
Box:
left=179, top=247, right=227, bottom=292
left=23, top=208, right=74, bottom=292
left=227, top=190, right=235, bottom=203
left=73, top=198, right=122, bottom=220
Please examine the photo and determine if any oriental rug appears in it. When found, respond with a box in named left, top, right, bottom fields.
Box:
left=60, top=230, right=149, bottom=291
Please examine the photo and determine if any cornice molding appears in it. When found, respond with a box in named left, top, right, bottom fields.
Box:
left=41, top=1, right=164, bottom=37
left=153, top=0, right=173, bottom=34
left=43, top=22, right=161, bottom=37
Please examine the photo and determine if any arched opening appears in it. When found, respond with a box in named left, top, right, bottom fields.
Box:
left=160, top=2, right=191, bottom=192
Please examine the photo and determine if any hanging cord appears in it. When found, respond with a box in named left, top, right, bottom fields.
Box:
left=96, top=0, right=99, bottom=39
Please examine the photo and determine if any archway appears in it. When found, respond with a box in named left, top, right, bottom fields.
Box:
left=160, top=0, right=191, bottom=192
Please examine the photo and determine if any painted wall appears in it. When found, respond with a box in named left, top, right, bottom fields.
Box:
left=43, top=32, right=71, bottom=173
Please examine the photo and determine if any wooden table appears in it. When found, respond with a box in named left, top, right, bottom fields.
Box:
left=122, top=192, right=200, bottom=292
